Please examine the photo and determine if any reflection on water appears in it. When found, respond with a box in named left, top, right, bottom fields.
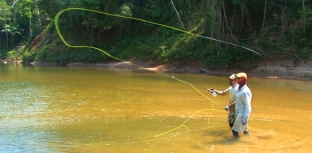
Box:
left=0, top=64, right=311, bottom=153
left=0, top=82, right=61, bottom=152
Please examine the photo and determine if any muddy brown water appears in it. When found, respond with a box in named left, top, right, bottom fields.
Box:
left=0, top=64, right=311, bottom=153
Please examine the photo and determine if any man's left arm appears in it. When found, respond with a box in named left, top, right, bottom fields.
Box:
left=242, top=91, right=252, bottom=124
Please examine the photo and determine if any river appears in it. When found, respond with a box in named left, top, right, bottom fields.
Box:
left=0, top=63, right=311, bottom=153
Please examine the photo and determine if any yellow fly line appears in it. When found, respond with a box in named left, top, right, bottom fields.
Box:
left=54, top=7, right=223, bottom=106
left=54, top=8, right=260, bottom=145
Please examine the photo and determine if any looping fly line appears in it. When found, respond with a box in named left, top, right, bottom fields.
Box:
left=54, top=7, right=258, bottom=145
left=54, top=7, right=224, bottom=106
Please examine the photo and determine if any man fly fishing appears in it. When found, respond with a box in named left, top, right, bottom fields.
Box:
left=231, top=72, right=252, bottom=137
left=208, top=74, right=239, bottom=128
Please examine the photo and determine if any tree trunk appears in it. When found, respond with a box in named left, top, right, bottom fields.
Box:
left=262, top=0, right=267, bottom=35
left=29, top=18, right=32, bottom=37
left=302, top=0, right=305, bottom=37
left=5, top=21, right=9, bottom=49
left=91, top=23, right=94, bottom=46
left=281, top=2, right=286, bottom=35
left=217, top=3, right=222, bottom=53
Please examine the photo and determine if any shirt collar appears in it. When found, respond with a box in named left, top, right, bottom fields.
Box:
left=239, top=84, right=247, bottom=90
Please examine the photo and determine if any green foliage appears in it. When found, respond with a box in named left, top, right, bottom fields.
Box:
left=22, top=50, right=36, bottom=61
left=120, top=3, right=134, bottom=17
left=1, top=24, right=22, bottom=36
left=0, top=0, right=11, bottom=20
left=299, top=48, right=310, bottom=60
left=66, top=49, right=109, bottom=62
left=300, top=7, right=312, bottom=25
left=1, top=0, right=312, bottom=69
left=16, top=0, right=34, bottom=21
left=4, top=43, right=24, bottom=60
left=7, top=49, right=18, bottom=59
left=34, top=45, right=51, bottom=61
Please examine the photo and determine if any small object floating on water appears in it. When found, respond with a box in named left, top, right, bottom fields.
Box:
left=267, top=76, right=280, bottom=79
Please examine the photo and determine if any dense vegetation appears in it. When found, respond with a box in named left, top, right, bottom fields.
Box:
left=1, top=0, right=312, bottom=69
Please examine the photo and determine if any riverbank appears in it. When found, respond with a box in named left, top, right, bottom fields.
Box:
left=21, top=59, right=312, bottom=81
left=65, top=60, right=312, bottom=81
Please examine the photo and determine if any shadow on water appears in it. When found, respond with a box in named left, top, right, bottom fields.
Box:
left=202, top=129, right=241, bottom=144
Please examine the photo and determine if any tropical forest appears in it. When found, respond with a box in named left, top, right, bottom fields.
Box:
left=0, top=0, right=312, bottom=69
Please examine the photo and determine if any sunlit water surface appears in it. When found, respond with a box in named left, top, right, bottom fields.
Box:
left=0, top=64, right=311, bottom=153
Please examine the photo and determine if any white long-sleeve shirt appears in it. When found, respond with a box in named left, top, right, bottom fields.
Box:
left=235, top=84, right=252, bottom=121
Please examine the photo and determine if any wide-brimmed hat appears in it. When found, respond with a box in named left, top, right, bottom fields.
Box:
left=235, top=72, right=248, bottom=80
